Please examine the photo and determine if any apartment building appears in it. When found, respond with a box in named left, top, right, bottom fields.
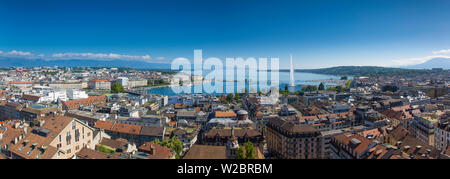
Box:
left=94, top=120, right=164, bottom=146
left=88, top=80, right=111, bottom=90
left=265, top=117, right=324, bottom=159
left=9, top=81, right=33, bottom=88
left=434, top=116, right=450, bottom=151
left=48, top=82, right=87, bottom=89
left=128, top=79, right=147, bottom=88
left=330, top=133, right=378, bottom=159
left=61, top=95, right=107, bottom=111
left=409, top=114, right=438, bottom=146
left=7, top=116, right=96, bottom=159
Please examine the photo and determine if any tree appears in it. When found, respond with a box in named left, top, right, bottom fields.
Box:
left=244, top=141, right=256, bottom=159
left=159, top=79, right=166, bottom=84
left=302, top=85, right=317, bottom=92
left=111, top=83, right=125, bottom=93
left=152, top=137, right=184, bottom=159
left=336, top=86, right=344, bottom=93
left=327, top=86, right=336, bottom=91
left=318, top=82, right=325, bottom=91
left=147, top=79, right=153, bottom=86
left=227, top=93, right=234, bottom=103
left=234, top=92, right=240, bottom=101
left=345, top=79, right=352, bottom=89
left=234, top=141, right=257, bottom=159
left=257, top=91, right=263, bottom=96
left=235, top=147, right=246, bottom=159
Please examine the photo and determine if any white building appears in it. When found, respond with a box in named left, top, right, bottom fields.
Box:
left=25, top=86, right=67, bottom=103
left=32, top=90, right=67, bottom=103
left=435, top=119, right=450, bottom=151
left=66, top=89, right=88, bottom=100
left=116, top=77, right=129, bottom=87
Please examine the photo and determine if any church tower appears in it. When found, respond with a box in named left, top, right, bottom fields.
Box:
left=226, top=127, right=240, bottom=158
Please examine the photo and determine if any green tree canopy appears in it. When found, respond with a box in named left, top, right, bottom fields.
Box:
left=318, top=82, right=325, bottom=91
left=111, top=83, right=125, bottom=93
left=227, top=93, right=234, bottom=103
left=235, top=147, right=246, bottom=159
left=234, top=141, right=257, bottom=159
left=244, top=141, right=256, bottom=159
left=152, top=137, right=184, bottom=159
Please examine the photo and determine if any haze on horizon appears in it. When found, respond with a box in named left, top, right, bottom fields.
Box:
left=1, top=0, right=450, bottom=69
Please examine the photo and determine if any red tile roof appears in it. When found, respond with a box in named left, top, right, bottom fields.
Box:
left=215, top=111, right=237, bottom=118
left=138, top=142, right=174, bottom=159
left=76, top=147, right=120, bottom=159
left=62, top=95, right=107, bottom=110
left=89, top=80, right=109, bottom=82
left=111, top=123, right=142, bottom=135
left=22, top=94, right=40, bottom=101
left=9, top=81, right=32, bottom=84
left=94, top=120, right=115, bottom=130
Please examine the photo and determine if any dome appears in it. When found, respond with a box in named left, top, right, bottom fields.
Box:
left=237, top=110, right=248, bottom=115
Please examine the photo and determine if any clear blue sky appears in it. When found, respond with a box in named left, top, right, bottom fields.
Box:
left=1, top=0, right=450, bottom=68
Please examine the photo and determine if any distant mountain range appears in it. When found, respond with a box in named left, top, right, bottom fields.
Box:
left=0, top=57, right=171, bottom=70
left=401, top=57, right=450, bottom=69
left=292, top=66, right=433, bottom=77
left=1, top=57, right=448, bottom=77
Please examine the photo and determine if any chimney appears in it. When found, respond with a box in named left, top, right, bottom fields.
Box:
left=396, top=141, right=402, bottom=148
left=13, top=122, right=20, bottom=129
left=150, top=144, right=155, bottom=155
left=425, top=149, right=431, bottom=157
left=414, top=145, right=422, bottom=154
left=403, top=145, right=410, bottom=152
left=39, top=119, right=46, bottom=127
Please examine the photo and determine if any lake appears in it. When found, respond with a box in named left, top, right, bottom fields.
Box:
left=147, top=71, right=348, bottom=96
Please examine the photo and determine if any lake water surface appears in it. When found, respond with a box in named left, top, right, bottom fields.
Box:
left=147, top=71, right=348, bottom=96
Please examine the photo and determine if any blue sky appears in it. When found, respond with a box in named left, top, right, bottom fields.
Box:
left=0, top=0, right=450, bottom=68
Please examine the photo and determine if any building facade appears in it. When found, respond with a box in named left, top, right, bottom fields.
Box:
left=265, top=117, right=324, bottom=159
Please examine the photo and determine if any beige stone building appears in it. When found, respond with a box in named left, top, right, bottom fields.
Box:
left=128, top=79, right=147, bottom=88
left=88, top=80, right=111, bottom=90
left=8, top=115, right=96, bottom=159
left=49, top=82, right=87, bottom=89
left=266, top=117, right=324, bottom=159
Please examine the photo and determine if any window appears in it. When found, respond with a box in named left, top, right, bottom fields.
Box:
left=66, top=131, right=72, bottom=145
left=67, top=149, right=71, bottom=154
left=57, top=143, right=62, bottom=148
left=72, top=121, right=76, bottom=130
left=59, top=135, right=61, bottom=142
left=75, top=129, right=80, bottom=142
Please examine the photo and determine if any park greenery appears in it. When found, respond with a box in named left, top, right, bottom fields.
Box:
left=235, top=141, right=257, bottom=159
left=147, top=79, right=169, bottom=87
left=152, top=137, right=184, bottom=159
left=97, top=144, right=115, bottom=155
left=279, top=79, right=353, bottom=95
left=295, top=66, right=434, bottom=77
left=111, top=83, right=125, bottom=93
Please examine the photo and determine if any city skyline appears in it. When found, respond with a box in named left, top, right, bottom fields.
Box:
left=1, top=0, right=450, bottom=69
left=0, top=0, right=450, bottom=165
